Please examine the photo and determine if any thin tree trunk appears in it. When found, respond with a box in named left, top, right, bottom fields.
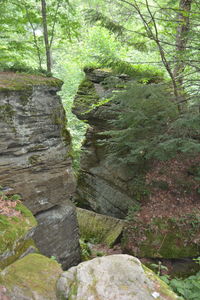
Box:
left=41, top=0, right=51, bottom=73
left=173, top=0, right=193, bottom=88
left=24, top=5, right=42, bottom=70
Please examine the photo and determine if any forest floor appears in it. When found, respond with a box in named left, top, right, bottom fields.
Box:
left=137, top=154, right=200, bottom=223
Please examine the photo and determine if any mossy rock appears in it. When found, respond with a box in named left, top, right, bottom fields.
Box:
left=72, top=78, right=100, bottom=116
left=143, top=265, right=183, bottom=300
left=0, top=103, right=15, bottom=124
left=122, top=215, right=200, bottom=259
left=0, top=253, right=62, bottom=300
left=0, top=203, right=37, bottom=269
left=77, top=208, right=126, bottom=246
left=0, top=72, right=62, bottom=91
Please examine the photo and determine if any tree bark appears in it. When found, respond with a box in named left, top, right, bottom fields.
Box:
left=173, top=0, right=193, bottom=87
left=41, top=0, right=51, bottom=73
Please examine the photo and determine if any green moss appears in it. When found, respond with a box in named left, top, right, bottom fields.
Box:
left=28, top=144, right=46, bottom=152
left=77, top=208, right=125, bottom=247
left=0, top=104, right=15, bottom=124
left=0, top=204, right=37, bottom=269
left=122, top=215, right=200, bottom=259
left=28, top=155, right=41, bottom=165
left=15, top=203, right=35, bottom=218
left=143, top=265, right=183, bottom=299
left=52, top=109, right=71, bottom=145
left=0, top=72, right=63, bottom=91
left=19, top=89, right=32, bottom=106
left=73, top=78, right=100, bottom=114
left=0, top=239, right=38, bottom=270
left=68, top=281, right=78, bottom=299
left=0, top=253, right=62, bottom=299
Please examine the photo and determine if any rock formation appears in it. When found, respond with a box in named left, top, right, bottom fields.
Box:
left=0, top=72, right=80, bottom=269
left=57, top=254, right=181, bottom=300
left=73, top=69, right=200, bottom=273
left=77, top=207, right=126, bottom=246
left=73, top=69, right=138, bottom=218
left=0, top=203, right=37, bottom=269
left=0, top=253, right=62, bottom=300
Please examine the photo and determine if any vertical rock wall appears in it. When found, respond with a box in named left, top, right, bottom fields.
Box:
left=73, top=69, right=138, bottom=219
left=0, top=72, right=80, bottom=269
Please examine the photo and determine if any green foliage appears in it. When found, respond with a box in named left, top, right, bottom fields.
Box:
left=79, top=239, right=91, bottom=261
left=101, top=82, right=200, bottom=167
left=0, top=0, right=80, bottom=71
left=85, top=9, right=124, bottom=36
left=126, top=202, right=141, bottom=221
left=169, top=272, right=200, bottom=300
left=150, top=261, right=168, bottom=277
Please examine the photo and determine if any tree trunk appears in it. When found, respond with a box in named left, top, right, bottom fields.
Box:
left=173, top=0, right=193, bottom=88
left=41, top=0, right=51, bottom=73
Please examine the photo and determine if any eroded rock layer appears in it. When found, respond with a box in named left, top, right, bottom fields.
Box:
left=0, top=73, right=80, bottom=269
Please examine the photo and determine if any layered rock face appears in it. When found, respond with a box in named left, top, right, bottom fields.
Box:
left=73, top=69, right=138, bottom=218
left=0, top=72, right=80, bottom=269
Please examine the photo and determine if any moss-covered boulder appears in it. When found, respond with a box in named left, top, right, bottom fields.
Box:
left=0, top=253, right=62, bottom=300
left=122, top=214, right=200, bottom=259
left=57, top=254, right=181, bottom=300
left=77, top=208, right=126, bottom=246
left=0, top=203, right=37, bottom=269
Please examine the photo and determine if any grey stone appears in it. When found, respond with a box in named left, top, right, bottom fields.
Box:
left=56, top=254, right=181, bottom=300
left=73, top=69, right=138, bottom=218
left=0, top=75, right=80, bottom=270
left=33, top=203, right=81, bottom=270
left=0, top=85, right=75, bottom=214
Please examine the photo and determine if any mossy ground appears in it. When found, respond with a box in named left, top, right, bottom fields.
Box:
left=0, top=253, right=62, bottom=299
left=122, top=214, right=200, bottom=259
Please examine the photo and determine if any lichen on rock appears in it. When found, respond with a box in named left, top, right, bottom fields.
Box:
left=0, top=253, right=62, bottom=300
left=56, top=254, right=181, bottom=300
left=77, top=207, right=126, bottom=246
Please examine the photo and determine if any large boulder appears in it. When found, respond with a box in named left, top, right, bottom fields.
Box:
left=77, top=207, right=126, bottom=246
left=0, top=72, right=80, bottom=269
left=0, top=253, right=62, bottom=300
left=56, top=254, right=181, bottom=300
left=0, top=203, right=37, bottom=270
left=34, top=203, right=80, bottom=270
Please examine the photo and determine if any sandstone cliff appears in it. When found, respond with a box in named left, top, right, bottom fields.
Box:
left=0, top=72, right=80, bottom=269
left=72, top=69, right=138, bottom=218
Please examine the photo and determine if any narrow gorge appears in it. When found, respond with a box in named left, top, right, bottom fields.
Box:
left=0, top=70, right=199, bottom=299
